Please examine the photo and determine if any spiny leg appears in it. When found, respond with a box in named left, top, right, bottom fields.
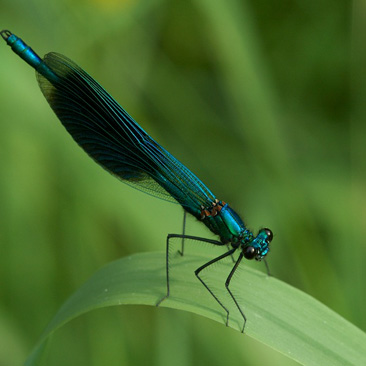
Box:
left=225, top=252, right=247, bottom=333
left=263, top=258, right=271, bottom=276
left=225, top=256, right=271, bottom=332
left=156, top=234, right=224, bottom=307
left=178, top=211, right=187, bottom=256
left=195, top=248, right=237, bottom=326
left=226, top=244, right=235, bottom=263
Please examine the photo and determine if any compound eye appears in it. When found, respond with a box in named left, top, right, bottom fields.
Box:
left=244, top=246, right=257, bottom=260
left=264, top=228, right=273, bottom=243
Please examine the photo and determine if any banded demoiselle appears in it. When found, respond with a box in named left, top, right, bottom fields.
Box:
left=1, top=30, right=273, bottom=332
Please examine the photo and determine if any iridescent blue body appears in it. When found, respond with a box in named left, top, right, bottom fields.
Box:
left=1, top=30, right=273, bottom=331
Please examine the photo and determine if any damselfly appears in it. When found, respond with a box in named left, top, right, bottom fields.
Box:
left=1, top=30, right=273, bottom=332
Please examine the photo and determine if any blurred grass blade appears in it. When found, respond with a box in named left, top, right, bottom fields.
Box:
left=25, top=252, right=366, bottom=366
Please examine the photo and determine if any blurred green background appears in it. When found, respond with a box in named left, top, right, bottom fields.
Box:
left=0, top=0, right=365, bottom=365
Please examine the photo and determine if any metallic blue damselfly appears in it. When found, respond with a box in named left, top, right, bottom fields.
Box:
left=1, top=30, right=273, bottom=332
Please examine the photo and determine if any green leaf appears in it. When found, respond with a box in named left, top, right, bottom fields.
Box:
left=25, top=252, right=366, bottom=366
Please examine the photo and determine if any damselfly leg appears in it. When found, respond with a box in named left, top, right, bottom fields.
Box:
left=156, top=234, right=225, bottom=306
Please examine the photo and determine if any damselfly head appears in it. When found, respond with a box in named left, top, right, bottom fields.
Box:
left=243, top=228, right=273, bottom=261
